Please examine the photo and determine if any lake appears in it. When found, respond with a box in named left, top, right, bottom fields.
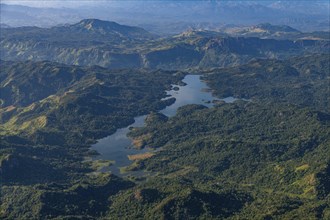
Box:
left=91, top=75, right=239, bottom=175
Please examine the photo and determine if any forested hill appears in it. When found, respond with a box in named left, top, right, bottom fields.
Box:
left=203, top=54, right=330, bottom=113
left=111, top=54, right=330, bottom=219
left=0, top=60, right=186, bottom=218
left=122, top=102, right=330, bottom=219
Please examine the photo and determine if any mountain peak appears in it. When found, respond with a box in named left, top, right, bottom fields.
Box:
left=177, top=29, right=225, bottom=38
left=69, top=19, right=155, bottom=39
left=253, top=23, right=301, bottom=33
left=74, top=19, right=122, bottom=31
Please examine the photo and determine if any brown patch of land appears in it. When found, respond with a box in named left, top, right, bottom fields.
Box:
left=0, top=105, right=16, bottom=113
left=128, top=152, right=155, bottom=161
left=131, top=133, right=152, bottom=149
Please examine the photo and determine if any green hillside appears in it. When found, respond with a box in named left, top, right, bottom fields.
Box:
left=1, top=53, right=329, bottom=219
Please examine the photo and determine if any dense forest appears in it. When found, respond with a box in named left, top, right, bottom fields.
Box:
left=119, top=54, right=330, bottom=219
left=0, top=61, right=185, bottom=218
left=0, top=16, right=329, bottom=219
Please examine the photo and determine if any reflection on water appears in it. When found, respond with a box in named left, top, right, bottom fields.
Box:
left=91, top=115, right=148, bottom=176
left=160, top=75, right=220, bottom=116
left=91, top=75, right=239, bottom=176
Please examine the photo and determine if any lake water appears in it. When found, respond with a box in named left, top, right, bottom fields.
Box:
left=91, top=75, right=239, bottom=176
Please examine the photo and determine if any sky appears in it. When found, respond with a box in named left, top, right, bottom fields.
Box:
left=1, top=0, right=111, bottom=8
left=2, top=0, right=329, bottom=9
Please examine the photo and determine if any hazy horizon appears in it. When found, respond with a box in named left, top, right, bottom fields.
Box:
left=1, top=0, right=330, bottom=34
left=2, top=0, right=330, bottom=8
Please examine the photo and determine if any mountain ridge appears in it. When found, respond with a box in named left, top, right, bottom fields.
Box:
left=66, top=19, right=156, bottom=39
left=1, top=21, right=329, bottom=70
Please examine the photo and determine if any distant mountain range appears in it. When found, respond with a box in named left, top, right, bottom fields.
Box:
left=1, top=1, right=329, bottom=34
left=1, top=19, right=329, bottom=70
left=222, top=23, right=330, bottom=40
left=224, top=23, right=301, bottom=37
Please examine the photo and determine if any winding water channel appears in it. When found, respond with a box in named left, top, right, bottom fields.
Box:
left=91, top=75, right=238, bottom=176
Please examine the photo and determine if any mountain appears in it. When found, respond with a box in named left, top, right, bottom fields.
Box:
left=1, top=1, right=329, bottom=33
left=68, top=19, right=154, bottom=39
left=175, top=29, right=228, bottom=38
left=222, top=23, right=330, bottom=40
left=1, top=22, right=329, bottom=70
left=223, top=23, right=330, bottom=40
left=254, top=23, right=301, bottom=33
left=0, top=61, right=86, bottom=107
left=0, top=18, right=155, bottom=43
left=231, top=23, right=302, bottom=38
left=0, top=60, right=184, bottom=148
